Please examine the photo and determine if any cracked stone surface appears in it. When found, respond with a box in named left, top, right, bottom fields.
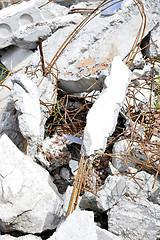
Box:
left=108, top=197, right=160, bottom=240
left=0, top=134, right=63, bottom=233
left=0, top=73, right=41, bottom=156
left=0, top=72, right=56, bottom=157
left=82, top=56, right=129, bottom=155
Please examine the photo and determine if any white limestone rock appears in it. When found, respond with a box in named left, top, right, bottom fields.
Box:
left=0, top=235, right=42, bottom=240
left=0, top=134, right=63, bottom=233
left=80, top=170, right=160, bottom=212
left=82, top=56, right=129, bottom=155
left=62, top=186, right=74, bottom=216
left=69, top=159, right=79, bottom=176
left=48, top=208, right=121, bottom=240
left=80, top=175, right=126, bottom=212
left=12, top=74, right=41, bottom=139
left=125, top=171, right=160, bottom=200
left=96, top=226, right=121, bottom=240
left=0, top=72, right=56, bottom=156
left=112, top=139, right=137, bottom=173
left=48, top=209, right=97, bottom=240
left=0, top=73, right=41, bottom=156
left=108, top=197, right=160, bottom=240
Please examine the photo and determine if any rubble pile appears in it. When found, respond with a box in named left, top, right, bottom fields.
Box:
left=0, top=0, right=160, bottom=240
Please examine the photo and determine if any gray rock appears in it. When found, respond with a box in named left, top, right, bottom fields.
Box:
left=60, top=168, right=70, bottom=181
left=149, top=187, right=160, bottom=205
left=112, top=139, right=137, bottom=173
left=108, top=197, right=160, bottom=240
left=149, top=23, right=160, bottom=58
left=0, top=0, right=68, bottom=49
left=125, top=171, right=160, bottom=200
left=80, top=175, right=127, bottom=212
left=0, top=46, right=32, bottom=70
left=54, top=0, right=95, bottom=7
left=0, top=134, right=63, bottom=233
left=13, top=0, right=159, bottom=94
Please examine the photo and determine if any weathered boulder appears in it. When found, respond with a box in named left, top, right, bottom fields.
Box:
left=0, top=134, right=63, bottom=233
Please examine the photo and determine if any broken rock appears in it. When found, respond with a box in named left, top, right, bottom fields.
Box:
left=112, top=139, right=137, bottom=173
left=0, top=134, right=63, bottom=233
left=80, top=175, right=126, bottom=212
left=108, top=197, right=160, bottom=240
left=48, top=209, right=97, bottom=240
left=82, top=56, right=129, bottom=155
left=37, top=134, right=72, bottom=170
left=0, top=0, right=68, bottom=49
left=0, top=73, right=41, bottom=156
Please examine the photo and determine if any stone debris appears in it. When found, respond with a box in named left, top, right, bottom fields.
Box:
left=48, top=209, right=121, bottom=240
left=36, top=133, right=72, bottom=170
left=48, top=210, right=97, bottom=240
left=0, top=73, right=41, bottom=155
left=0, top=235, right=42, bottom=240
left=0, top=0, right=159, bottom=239
left=0, top=46, right=33, bottom=70
left=0, top=77, right=12, bottom=121
left=112, top=139, right=137, bottom=173
left=69, top=159, right=79, bottom=176
left=108, top=197, right=160, bottom=240
left=149, top=186, right=160, bottom=205
left=0, top=0, right=68, bottom=49
left=0, top=134, right=63, bottom=233
left=80, top=174, right=126, bottom=212
left=82, top=56, right=129, bottom=155
left=95, top=225, right=121, bottom=240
